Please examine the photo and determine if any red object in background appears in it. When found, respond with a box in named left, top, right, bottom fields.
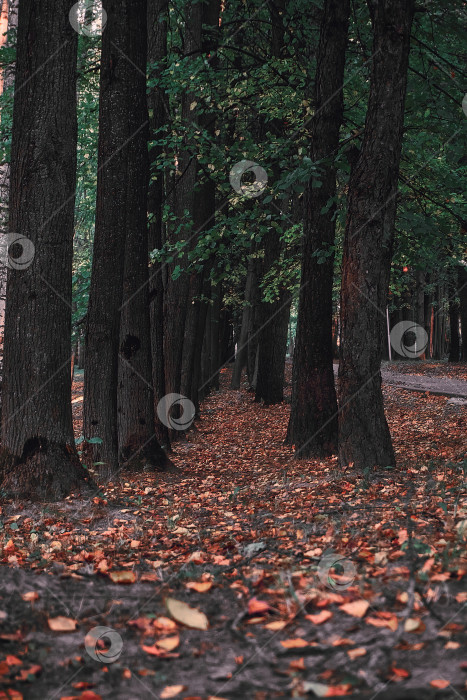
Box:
left=403, top=266, right=409, bottom=272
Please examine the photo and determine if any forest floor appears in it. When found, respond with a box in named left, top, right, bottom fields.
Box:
left=0, top=363, right=466, bottom=700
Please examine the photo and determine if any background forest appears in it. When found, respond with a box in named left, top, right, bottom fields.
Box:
left=0, top=1, right=465, bottom=698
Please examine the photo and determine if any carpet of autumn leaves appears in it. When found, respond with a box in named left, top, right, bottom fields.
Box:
left=0, top=364, right=466, bottom=699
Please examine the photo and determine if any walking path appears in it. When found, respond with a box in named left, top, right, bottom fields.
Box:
left=333, top=363, right=467, bottom=401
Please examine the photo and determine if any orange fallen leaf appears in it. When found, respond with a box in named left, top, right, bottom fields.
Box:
left=6, top=656, right=22, bottom=666
left=15, top=665, right=41, bottom=681
left=264, top=620, right=287, bottom=631
left=347, top=647, right=367, bottom=660
left=156, top=635, right=180, bottom=652
left=185, top=581, right=213, bottom=593
left=339, top=600, right=369, bottom=618
left=165, top=598, right=208, bottom=630
left=390, top=666, right=410, bottom=679
left=430, top=680, right=450, bottom=689
left=247, top=598, right=270, bottom=615
left=0, top=692, right=23, bottom=700
left=109, top=571, right=136, bottom=584
left=280, top=638, right=309, bottom=649
left=21, top=592, right=39, bottom=602
left=305, top=610, right=332, bottom=625
left=160, top=686, right=187, bottom=699
left=153, top=616, right=178, bottom=632
left=366, top=614, right=398, bottom=631
left=289, top=657, right=306, bottom=671
left=141, top=644, right=179, bottom=658
left=48, top=617, right=78, bottom=632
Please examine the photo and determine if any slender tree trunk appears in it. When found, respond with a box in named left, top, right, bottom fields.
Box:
left=338, top=0, right=414, bottom=471
left=84, top=0, right=155, bottom=478
left=210, top=283, right=222, bottom=390
left=458, top=263, right=467, bottom=361
left=286, top=0, right=349, bottom=454
left=116, top=0, right=172, bottom=473
left=448, top=283, right=460, bottom=362
left=0, top=0, right=89, bottom=499
left=163, top=2, right=202, bottom=400
left=231, top=258, right=255, bottom=389
left=148, top=0, right=171, bottom=449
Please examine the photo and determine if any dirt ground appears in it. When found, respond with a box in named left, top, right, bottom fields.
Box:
left=0, top=363, right=466, bottom=699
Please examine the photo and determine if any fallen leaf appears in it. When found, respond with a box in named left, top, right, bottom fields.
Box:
left=165, top=598, right=209, bottom=630
left=280, top=638, right=308, bottom=649
left=305, top=610, right=332, bottom=625
left=153, top=616, right=178, bottom=632
left=366, top=613, right=398, bottom=631
left=302, top=681, right=352, bottom=696
left=289, top=657, right=306, bottom=671
left=156, top=635, right=180, bottom=652
left=264, top=620, right=287, bottom=631
left=430, top=680, right=450, bottom=689
left=109, top=571, right=136, bottom=584
left=347, top=647, right=367, bottom=660
left=48, top=616, right=78, bottom=632
left=390, top=666, right=410, bottom=680
left=338, top=600, right=369, bottom=618
left=160, top=686, right=187, bottom=699
left=21, top=592, right=39, bottom=602
left=185, top=581, right=213, bottom=593
left=247, top=598, right=270, bottom=615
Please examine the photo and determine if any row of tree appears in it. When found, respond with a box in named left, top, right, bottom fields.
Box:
left=0, top=0, right=465, bottom=499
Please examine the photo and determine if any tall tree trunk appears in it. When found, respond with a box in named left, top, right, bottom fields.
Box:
left=84, top=0, right=155, bottom=479
left=147, top=0, right=171, bottom=449
left=0, top=0, right=18, bottom=387
left=0, top=0, right=89, bottom=499
left=458, top=263, right=467, bottom=361
left=338, top=0, right=414, bottom=471
left=180, top=0, right=220, bottom=409
left=448, top=283, right=460, bottom=362
left=117, top=0, right=171, bottom=472
left=231, top=258, right=255, bottom=389
left=286, top=0, right=349, bottom=454
left=163, top=2, right=202, bottom=401
left=209, top=282, right=222, bottom=390
left=254, top=0, right=291, bottom=406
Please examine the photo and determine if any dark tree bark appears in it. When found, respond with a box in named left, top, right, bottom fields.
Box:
left=209, top=283, right=222, bottom=390
left=231, top=257, right=256, bottom=389
left=0, top=0, right=90, bottom=499
left=448, top=286, right=460, bottom=362
left=163, top=2, right=202, bottom=401
left=116, top=0, right=172, bottom=472
left=286, top=0, right=349, bottom=453
left=338, top=0, right=415, bottom=471
left=180, top=0, right=220, bottom=409
left=148, top=0, right=171, bottom=449
left=458, top=263, right=467, bottom=361
left=254, top=0, right=291, bottom=406
left=85, top=0, right=168, bottom=478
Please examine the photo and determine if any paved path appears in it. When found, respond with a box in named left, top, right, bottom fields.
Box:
left=333, top=364, right=467, bottom=401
